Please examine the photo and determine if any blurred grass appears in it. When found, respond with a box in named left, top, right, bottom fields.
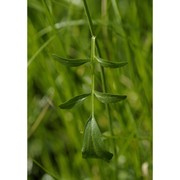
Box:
left=28, top=0, right=152, bottom=179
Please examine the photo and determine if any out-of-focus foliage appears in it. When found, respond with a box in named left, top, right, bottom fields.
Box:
left=28, top=0, right=152, bottom=179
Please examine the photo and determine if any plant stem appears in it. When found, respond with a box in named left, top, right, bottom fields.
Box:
left=82, top=0, right=118, bottom=178
left=83, top=0, right=116, bottom=146
left=91, top=36, right=95, bottom=118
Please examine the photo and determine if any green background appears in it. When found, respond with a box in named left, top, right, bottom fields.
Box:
left=28, top=0, right=152, bottom=179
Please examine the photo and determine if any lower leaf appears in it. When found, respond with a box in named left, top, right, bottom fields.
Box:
left=82, top=116, right=113, bottom=162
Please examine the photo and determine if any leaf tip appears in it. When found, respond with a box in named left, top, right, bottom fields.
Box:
left=123, top=95, right=127, bottom=99
left=58, top=104, right=66, bottom=109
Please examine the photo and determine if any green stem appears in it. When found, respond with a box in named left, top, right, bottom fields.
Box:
left=83, top=0, right=115, bottom=144
left=82, top=1, right=118, bottom=178
left=91, top=36, right=95, bottom=117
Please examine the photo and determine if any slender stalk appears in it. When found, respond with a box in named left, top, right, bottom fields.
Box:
left=82, top=0, right=118, bottom=178
left=91, top=36, right=96, bottom=117
left=82, top=0, right=116, bottom=151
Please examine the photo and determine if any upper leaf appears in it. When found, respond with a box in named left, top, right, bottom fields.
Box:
left=94, top=91, right=127, bottom=103
left=95, top=56, right=128, bottom=68
left=59, top=93, right=91, bottom=109
left=52, top=54, right=90, bottom=67
left=82, top=116, right=113, bottom=162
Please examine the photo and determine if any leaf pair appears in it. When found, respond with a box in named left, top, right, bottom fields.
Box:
left=52, top=54, right=128, bottom=68
left=82, top=116, right=113, bottom=162
left=59, top=91, right=127, bottom=109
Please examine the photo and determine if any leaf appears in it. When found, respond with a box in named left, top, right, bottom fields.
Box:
left=52, top=54, right=90, bottom=67
left=59, top=93, right=91, bottom=109
left=82, top=116, right=113, bottom=162
left=94, top=91, right=127, bottom=103
left=95, top=56, right=128, bottom=68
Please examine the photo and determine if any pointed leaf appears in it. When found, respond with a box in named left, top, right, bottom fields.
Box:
left=59, top=93, right=91, bottom=109
left=52, top=54, right=90, bottom=67
left=82, top=116, right=113, bottom=162
left=94, top=91, right=127, bottom=103
left=95, top=56, right=127, bottom=68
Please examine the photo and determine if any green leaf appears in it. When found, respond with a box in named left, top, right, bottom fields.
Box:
left=52, top=54, right=90, bottom=67
left=94, top=91, right=127, bottom=103
left=59, top=93, right=91, bottom=109
left=95, top=56, right=128, bottom=68
left=82, top=116, right=113, bottom=162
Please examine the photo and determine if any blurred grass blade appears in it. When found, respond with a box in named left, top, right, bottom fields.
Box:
left=32, top=159, right=59, bottom=180
left=52, top=54, right=90, bottom=67
left=59, top=93, right=91, bottom=109
left=95, top=56, right=127, bottom=68
left=94, top=91, right=127, bottom=103
left=28, top=36, right=55, bottom=67
left=82, top=116, right=113, bottom=162
left=38, top=19, right=86, bottom=37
